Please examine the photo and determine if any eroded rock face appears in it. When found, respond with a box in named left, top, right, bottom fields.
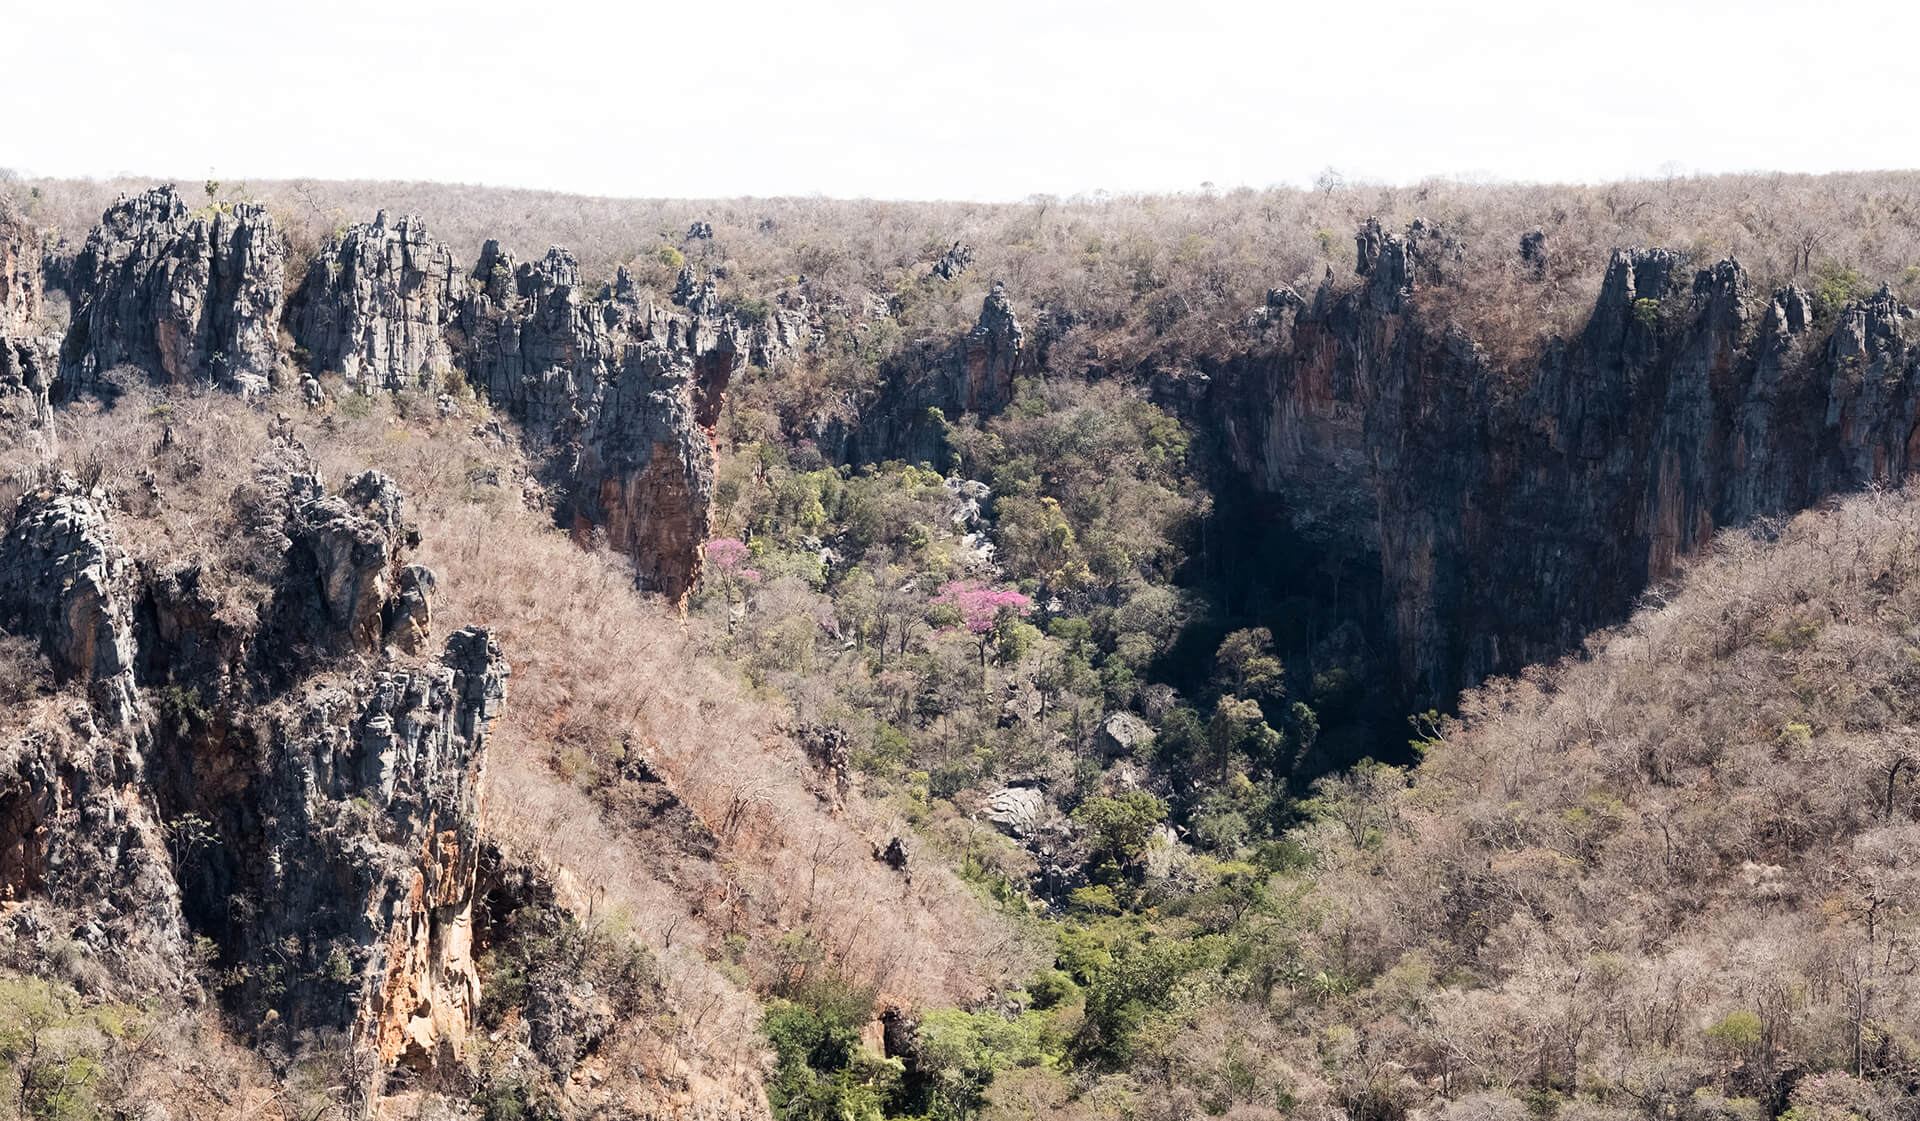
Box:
left=0, top=477, right=141, bottom=725
left=841, top=282, right=1027, bottom=463
left=458, top=248, right=736, bottom=603
left=267, top=469, right=427, bottom=667
left=1, top=198, right=58, bottom=430
left=1206, top=219, right=1920, bottom=707
left=58, top=186, right=286, bottom=395
left=1, top=197, right=41, bottom=335
left=0, top=337, right=53, bottom=430
left=344, top=626, right=508, bottom=1069
left=289, top=210, right=460, bottom=392
left=931, top=241, right=974, bottom=281
left=0, top=712, right=189, bottom=994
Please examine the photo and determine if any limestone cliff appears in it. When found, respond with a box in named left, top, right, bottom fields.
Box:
left=0, top=460, right=509, bottom=1102
left=0, top=196, right=53, bottom=430
left=456, top=246, right=737, bottom=602
left=287, top=209, right=460, bottom=392
left=1202, top=219, right=1920, bottom=706
left=836, top=280, right=1027, bottom=464
left=0, top=478, right=142, bottom=725
left=1, top=198, right=41, bottom=335
left=58, top=186, right=286, bottom=395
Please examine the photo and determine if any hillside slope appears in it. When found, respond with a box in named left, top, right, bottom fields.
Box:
left=4, top=170, right=1920, bottom=1119
left=1273, top=484, right=1920, bottom=1119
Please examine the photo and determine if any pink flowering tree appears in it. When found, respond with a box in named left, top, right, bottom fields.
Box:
left=929, top=579, right=1034, bottom=665
left=703, top=537, right=760, bottom=615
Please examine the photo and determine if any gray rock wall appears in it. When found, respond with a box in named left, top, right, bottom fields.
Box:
left=58, top=185, right=286, bottom=394
left=288, top=210, right=460, bottom=392
left=1205, top=219, right=1920, bottom=706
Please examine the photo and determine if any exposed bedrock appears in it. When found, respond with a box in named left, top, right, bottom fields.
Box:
left=1203, top=218, right=1920, bottom=707
left=0, top=196, right=56, bottom=429
left=0, top=460, right=506, bottom=1091
left=834, top=280, right=1030, bottom=464
left=57, top=185, right=286, bottom=396
left=456, top=244, right=737, bottom=603
left=288, top=209, right=460, bottom=393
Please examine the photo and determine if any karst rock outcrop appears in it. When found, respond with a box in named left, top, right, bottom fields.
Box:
left=289, top=209, right=460, bottom=392
left=839, top=280, right=1028, bottom=463
left=1, top=197, right=56, bottom=429
left=0, top=476, right=143, bottom=724
left=0, top=456, right=513, bottom=1096
left=271, top=468, right=428, bottom=659
left=58, top=185, right=286, bottom=396
left=458, top=245, right=738, bottom=602
left=1204, top=218, right=1920, bottom=705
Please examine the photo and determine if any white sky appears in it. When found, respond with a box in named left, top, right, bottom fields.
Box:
left=8, top=0, right=1919, bottom=201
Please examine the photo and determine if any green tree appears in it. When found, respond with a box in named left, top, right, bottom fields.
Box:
left=1074, top=792, right=1168, bottom=871
left=1213, top=628, right=1285, bottom=702
left=1208, top=695, right=1282, bottom=780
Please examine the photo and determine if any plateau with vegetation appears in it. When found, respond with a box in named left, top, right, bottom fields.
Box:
left=2, top=167, right=1920, bottom=1120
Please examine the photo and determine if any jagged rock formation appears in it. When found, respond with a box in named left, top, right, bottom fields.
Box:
left=0, top=336, right=53, bottom=431
left=268, top=468, right=426, bottom=661
left=734, top=280, right=820, bottom=370
left=0, top=456, right=522, bottom=1102
left=0, top=706, right=188, bottom=993
left=838, top=281, right=1027, bottom=463
left=0, top=197, right=55, bottom=430
left=458, top=246, right=737, bottom=602
left=57, top=186, right=286, bottom=395
left=1, top=200, right=41, bottom=333
left=0, top=485, right=184, bottom=998
left=36, top=188, right=750, bottom=611
left=322, top=627, right=506, bottom=1069
left=0, top=477, right=142, bottom=725
left=931, top=240, right=974, bottom=280
left=1206, top=218, right=1920, bottom=706
left=289, top=210, right=460, bottom=392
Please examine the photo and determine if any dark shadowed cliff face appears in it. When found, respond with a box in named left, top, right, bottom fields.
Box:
left=58, top=186, right=287, bottom=396
left=1202, top=219, right=1920, bottom=707
left=833, top=280, right=1029, bottom=465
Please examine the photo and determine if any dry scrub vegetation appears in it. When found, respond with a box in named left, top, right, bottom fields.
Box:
left=1231, top=485, right=1920, bottom=1118
left=19, top=170, right=1920, bottom=376
left=0, top=379, right=1035, bottom=1108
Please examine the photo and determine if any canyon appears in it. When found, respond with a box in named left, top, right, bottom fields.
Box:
left=3, top=174, right=1920, bottom=1118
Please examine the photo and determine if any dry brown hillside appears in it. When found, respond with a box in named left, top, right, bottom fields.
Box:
left=1232, top=485, right=1920, bottom=1119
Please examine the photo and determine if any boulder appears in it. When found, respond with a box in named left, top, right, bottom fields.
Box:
left=1097, top=711, right=1154, bottom=759
left=983, top=784, right=1046, bottom=838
